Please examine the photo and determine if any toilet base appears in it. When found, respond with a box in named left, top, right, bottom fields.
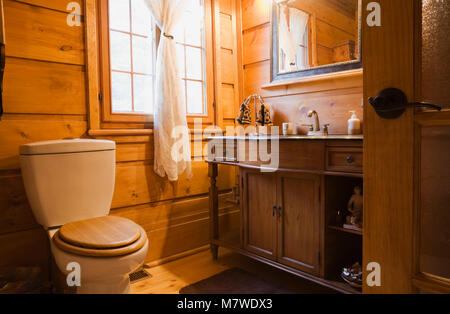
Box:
left=76, top=275, right=131, bottom=294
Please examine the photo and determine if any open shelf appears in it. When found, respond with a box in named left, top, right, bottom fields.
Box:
left=326, top=279, right=362, bottom=294
left=324, top=175, right=363, bottom=290
left=328, top=225, right=362, bottom=236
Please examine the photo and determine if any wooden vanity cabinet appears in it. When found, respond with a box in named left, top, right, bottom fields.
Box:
left=277, top=172, right=321, bottom=275
left=241, top=169, right=321, bottom=276
left=208, top=138, right=363, bottom=293
left=241, top=170, right=277, bottom=260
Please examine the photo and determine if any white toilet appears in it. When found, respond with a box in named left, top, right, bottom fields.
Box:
left=19, top=139, right=148, bottom=294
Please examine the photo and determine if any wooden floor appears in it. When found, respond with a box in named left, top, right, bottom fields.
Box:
left=131, top=247, right=336, bottom=294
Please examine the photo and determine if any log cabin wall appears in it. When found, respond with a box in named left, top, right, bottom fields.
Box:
left=0, top=0, right=241, bottom=277
left=240, top=0, right=363, bottom=135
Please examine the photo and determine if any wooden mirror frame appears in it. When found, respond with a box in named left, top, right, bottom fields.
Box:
left=271, top=0, right=363, bottom=82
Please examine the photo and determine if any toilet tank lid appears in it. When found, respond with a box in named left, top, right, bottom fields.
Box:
left=20, top=139, right=116, bottom=155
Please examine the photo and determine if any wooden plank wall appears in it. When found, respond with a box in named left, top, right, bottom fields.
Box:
left=240, top=0, right=363, bottom=135
left=0, top=0, right=241, bottom=277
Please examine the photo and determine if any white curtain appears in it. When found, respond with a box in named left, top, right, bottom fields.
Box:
left=145, top=0, right=192, bottom=181
left=279, top=7, right=309, bottom=71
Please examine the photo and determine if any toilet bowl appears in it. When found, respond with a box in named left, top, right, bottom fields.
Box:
left=48, top=225, right=148, bottom=294
left=19, top=139, right=148, bottom=294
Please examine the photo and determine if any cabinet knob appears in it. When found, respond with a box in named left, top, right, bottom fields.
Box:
left=346, top=156, right=354, bottom=164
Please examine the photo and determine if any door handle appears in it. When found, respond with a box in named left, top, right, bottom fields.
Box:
left=368, top=88, right=442, bottom=119
left=278, top=206, right=282, bottom=217
left=272, top=206, right=277, bottom=217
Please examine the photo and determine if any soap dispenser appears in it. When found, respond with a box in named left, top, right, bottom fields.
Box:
left=348, top=111, right=361, bottom=135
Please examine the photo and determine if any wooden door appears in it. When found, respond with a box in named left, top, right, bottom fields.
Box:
left=363, top=0, right=450, bottom=293
left=241, top=168, right=277, bottom=260
left=276, top=172, right=321, bottom=275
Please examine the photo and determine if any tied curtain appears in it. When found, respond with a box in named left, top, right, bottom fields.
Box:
left=145, top=0, right=192, bottom=181
left=279, top=6, right=309, bottom=71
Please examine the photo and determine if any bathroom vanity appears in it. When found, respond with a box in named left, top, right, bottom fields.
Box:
left=206, top=135, right=363, bottom=294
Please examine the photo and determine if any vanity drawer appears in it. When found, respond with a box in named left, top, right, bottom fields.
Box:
left=326, top=147, right=363, bottom=173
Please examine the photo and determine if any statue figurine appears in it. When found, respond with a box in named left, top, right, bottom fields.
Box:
left=346, top=186, right=363, bottom=228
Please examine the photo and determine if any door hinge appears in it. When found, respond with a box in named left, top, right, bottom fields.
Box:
left=98, top=93, right=103, bottom=101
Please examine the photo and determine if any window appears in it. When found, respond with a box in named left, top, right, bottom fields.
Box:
left=279, top=26, right=308, bottom=72
left=278, top=6, right=310, bottom=73
left=98, top=0, right=213, bottom=125
left=175, top=0, right=208, bottom=116
left=108, top=0, right=155, bottom=114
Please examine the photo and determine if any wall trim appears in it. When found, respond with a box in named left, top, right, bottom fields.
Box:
left=262, top=69, right=363, bottom=89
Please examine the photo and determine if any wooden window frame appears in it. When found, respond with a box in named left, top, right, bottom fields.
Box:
left=86, top=0, right=215, bottom=132
left=98, top=0, right=156, bottom=124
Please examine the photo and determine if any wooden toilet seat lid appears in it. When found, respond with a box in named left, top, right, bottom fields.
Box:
left=54, top=216, right=147, bottom=257
left=59, top=216, right=141, bottom=249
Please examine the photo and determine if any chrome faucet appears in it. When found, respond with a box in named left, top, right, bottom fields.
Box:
left=307, top=110, right=320, bottom=132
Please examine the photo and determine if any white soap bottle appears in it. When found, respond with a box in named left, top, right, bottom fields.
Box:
left=348, top=111, right=361, bottom=135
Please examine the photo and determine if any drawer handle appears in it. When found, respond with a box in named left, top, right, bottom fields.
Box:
left=346, top=155, right=354, bottom=164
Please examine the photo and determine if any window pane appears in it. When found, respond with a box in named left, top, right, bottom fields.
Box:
left=133, top=75, right=153, bottom=113
left=422, top=0, right=450, bottom=108
left=109, top=0, right=130, bottom=31
left=185, top=47, right=202, bottom=80
left=133, top=35, right=153, bottom=74
left=132, top=0, right=152, bottom=36
left=419, top=126, right=450, bottom=279
left=183, top=0, right=203, bottom=46
left=176, top=44, right=186, bottom=77
left=111, top=72, right=132, bottom=112
left=110, top=31, right=131, bottom=71
left=186, top=80, right=204, bottom=114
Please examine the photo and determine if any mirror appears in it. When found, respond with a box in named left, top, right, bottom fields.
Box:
left=272, top=0, right=361, bottom=80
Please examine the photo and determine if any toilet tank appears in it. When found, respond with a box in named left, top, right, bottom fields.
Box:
left=19, top=139, right=116, bottom=229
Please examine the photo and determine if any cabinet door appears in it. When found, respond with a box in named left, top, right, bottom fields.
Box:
left=241, top=169, right=277, bottom=260
left=277, top=172, right=321, bottom=275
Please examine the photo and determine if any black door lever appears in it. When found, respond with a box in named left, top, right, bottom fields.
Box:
left=368, top=88, right=442, bottom=119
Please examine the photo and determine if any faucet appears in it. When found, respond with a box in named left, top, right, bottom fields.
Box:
left=302, top=110, right=329, bottom=136
left=307, top=110, right=320, bottom=132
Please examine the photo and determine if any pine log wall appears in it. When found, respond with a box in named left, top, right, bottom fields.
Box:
left=0, top=0, right=241, bottom=277
left=241, top=0, right=363, bottom=135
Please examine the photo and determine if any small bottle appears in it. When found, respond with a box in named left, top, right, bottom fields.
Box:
left=348, top=111, right=361, bottom=135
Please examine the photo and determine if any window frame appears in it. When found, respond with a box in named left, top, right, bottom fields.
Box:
left=96, top=0, right=215, bottom=127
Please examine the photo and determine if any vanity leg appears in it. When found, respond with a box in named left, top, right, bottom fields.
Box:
left=208, top=163, right=219, bottom=260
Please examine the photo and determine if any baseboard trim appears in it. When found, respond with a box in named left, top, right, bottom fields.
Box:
left=145, top=245, right=210, bottom=268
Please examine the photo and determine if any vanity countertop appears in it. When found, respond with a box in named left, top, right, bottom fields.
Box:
left=206, top=134, right=364, bottom=141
